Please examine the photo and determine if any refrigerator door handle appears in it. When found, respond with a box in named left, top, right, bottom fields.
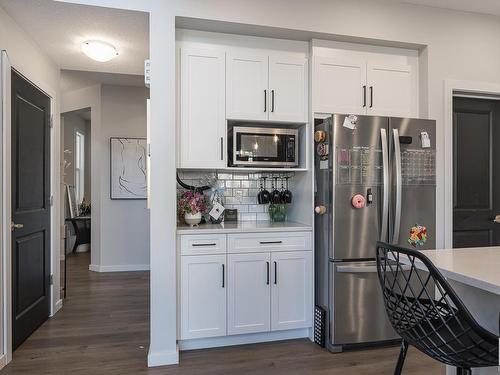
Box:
left=380, top=128, right=389, bottom=242
left=336, top=262, right=411, bottom=273
left=392, top=128, right=403, bottom=244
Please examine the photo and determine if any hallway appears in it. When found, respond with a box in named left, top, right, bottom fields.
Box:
left=0, top=253, right=443, bottom=375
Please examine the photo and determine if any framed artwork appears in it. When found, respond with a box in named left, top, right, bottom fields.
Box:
left=66, top=185, right=77, bottom=218
left=110, top=137, right=147, bottom=199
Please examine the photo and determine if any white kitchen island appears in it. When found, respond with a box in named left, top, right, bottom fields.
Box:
left=399, top=247, right=500, bottom=374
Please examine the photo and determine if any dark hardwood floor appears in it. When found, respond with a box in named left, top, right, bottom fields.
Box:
left=1, top=252, right=444, bottom=375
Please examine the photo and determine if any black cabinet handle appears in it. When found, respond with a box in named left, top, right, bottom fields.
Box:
left=271, top=90, right=275, bottom=112
left=220, top=137, right=224, bottom=161
left=363, top=85, right=367, bottom=107
left=264, top=89, right=267, bottom=112
left=266, top=261, right=270, bottom=285
left=274, top=261, right=277, bottom=285
left=259, top=241, right=283, bottom=245
left=369, top=86, right=373, bottom=108
left=192, top=243, right=216, bottom=247
left=222, top=264, right=225, bottom=288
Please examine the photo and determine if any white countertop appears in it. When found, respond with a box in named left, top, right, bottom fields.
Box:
left=399, top=247, right=500, bottom=296
left=176, top=221, right=312, bottom=234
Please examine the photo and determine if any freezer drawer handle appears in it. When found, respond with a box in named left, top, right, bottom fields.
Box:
left=336, top=263, right=411, bottom=273
left=260, top=241, right=283, bottom=245
left=192, top=243, right=217, bottom=247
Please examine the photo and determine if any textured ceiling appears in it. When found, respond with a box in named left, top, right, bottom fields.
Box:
left=390, top=0, right=500, bottom=17
left=0, top=0, right=149, bottom=75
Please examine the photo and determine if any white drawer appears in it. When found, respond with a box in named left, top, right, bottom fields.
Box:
left=180, top=234, right=226, bottom=255
left=227, top=231, right=312, bottom=253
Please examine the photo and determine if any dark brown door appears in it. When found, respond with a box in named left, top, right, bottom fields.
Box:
left=11, top=70, right=51, bottom=349
left=453, top=97, right=500, bottom=248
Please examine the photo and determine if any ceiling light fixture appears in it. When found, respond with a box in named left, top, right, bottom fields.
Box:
left=81, top=40, right=118, bottom=62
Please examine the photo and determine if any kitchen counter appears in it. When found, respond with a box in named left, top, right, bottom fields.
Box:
left=176, top=220, right=312, bottom=234
left=398, top=247, right=500, bottom=374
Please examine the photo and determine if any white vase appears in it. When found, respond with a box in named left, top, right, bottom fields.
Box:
left=184, top=212, right=202, bottom=227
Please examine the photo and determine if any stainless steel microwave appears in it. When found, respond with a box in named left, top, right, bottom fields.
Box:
left=229, top=126, right=298, bottom=167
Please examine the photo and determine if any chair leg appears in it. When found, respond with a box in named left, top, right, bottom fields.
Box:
left=394, top=339, right=408, bottom=375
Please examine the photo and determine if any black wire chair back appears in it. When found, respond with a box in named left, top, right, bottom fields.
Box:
left=376, top=241, right=498, bottom=370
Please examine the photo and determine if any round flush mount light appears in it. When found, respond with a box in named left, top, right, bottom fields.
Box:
left=81, top=40, right=118, bottom=62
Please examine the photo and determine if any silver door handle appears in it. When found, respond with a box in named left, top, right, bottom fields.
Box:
left=11, top=222, right=24, bottom=230
left=380, top=128, right=389, bottom=242
left=392, top=128, right=402, bottom=244
left=336, top=263, right=410, bottom=273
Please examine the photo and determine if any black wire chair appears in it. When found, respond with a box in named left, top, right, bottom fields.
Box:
left=376, top=242, right=499, bottom=375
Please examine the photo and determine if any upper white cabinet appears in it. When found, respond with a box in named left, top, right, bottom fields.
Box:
left=227, top=51, right=308, bottom=123
left=180, top=254, right=226, bottom=339
left=226, top=51, right=269, bottom=121
left=312, top=47, right=417, bottom=118
left=179, top=47, right=226, bottom=169
left=313, top=56, right=366, bottom=115
left=366, top=63, right=412, bottom=117
left=268, top=55, right=308, bottom=122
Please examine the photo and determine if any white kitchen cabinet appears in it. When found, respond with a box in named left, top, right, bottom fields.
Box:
left=179, top=47, right=226, bottom=169
left=313, top=56, right=367, bottom=115
left=226, top=51, right=269, bottom=121
left=227, top=252, right=271, bottom=335
left=271, top=251, right=312, bottom=331
left=180, top=254, right=226, bottom=339
left=227, top=51, right=308, bottom=122
left=313, top=56, right=414, bottom=117
left=366, top=63, right=412, bottom=117
left=268, top=55, right=308, bottom=122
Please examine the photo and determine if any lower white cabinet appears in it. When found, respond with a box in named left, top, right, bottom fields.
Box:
left=180, top=255, right=226, bottom=339
left=179, top=232, right=313, bottom=342
left=271, top=251, right=312, bottom=331
left=227, top=253, right=271, bottom=335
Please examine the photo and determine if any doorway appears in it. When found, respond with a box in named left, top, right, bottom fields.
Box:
left=452, top=96, right=500, bottom=248
left=61, top=108, right=91, bottom=298
left=10, top=70, right=51, bottom=350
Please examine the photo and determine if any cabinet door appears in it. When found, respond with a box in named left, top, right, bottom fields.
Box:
left=366, top=63, right=413, bottom=117
left=271, top=251, right=312, bottom=331
left=180, top=47, right=225, bottom=169
left=313, top=56, right=367, bottom=115
left=268, top=55, right=308, bottom=122
left=226, top=51, right=269, bottom=121
left=180, top=255, right=226, bottom=339
left=227, top=253, right=271, bottom=335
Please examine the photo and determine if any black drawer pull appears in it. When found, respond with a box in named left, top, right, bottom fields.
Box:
left=259, top=241, right=283, bottom=245
left=266, top=261, right=270, bottom=285
left=192, top=243, right=216, bottom=247
left=222, top=264, right=225, bottom=288
left=274, top=261, right=277, bottom=285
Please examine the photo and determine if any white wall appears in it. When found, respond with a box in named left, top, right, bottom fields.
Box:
left=100, top=85, right=150, bottom=270
left=61, top=0, right=500, bottom=367
left=62, top=83, right=150, bottom=271
left=0, top=5, right=61, bottom=366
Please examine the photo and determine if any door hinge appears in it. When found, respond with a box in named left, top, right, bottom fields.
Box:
left=49, top=114, right=54, bottom=129
left=49, top=274, right=54, bottom=285
left=50, top=195, right=54, bottom=206
left=144, top=59, right=151, bottom=88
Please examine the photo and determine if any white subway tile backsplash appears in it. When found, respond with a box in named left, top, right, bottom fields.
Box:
left=177, top=170, right=294, bottom=222
left=225, top=180, right=241, bottom=188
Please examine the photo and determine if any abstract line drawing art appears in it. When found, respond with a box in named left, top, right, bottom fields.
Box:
left=110, top=137, right=147, bottom=199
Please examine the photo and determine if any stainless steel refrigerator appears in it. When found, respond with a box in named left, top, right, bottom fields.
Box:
left=314, top=114, right=436, bottom=352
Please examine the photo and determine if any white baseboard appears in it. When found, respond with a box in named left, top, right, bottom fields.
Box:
left=89, top=264, right=150, bottom=272
left=147, top=345, right=179, bottom=367
left=178, top=328, right=309, bottom=351
left=0, top=354, right=7, bottom=370
left=54, top=299, right=63, bottom=315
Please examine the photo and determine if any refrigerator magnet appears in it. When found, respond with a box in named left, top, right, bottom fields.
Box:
left=408, top=224, right=427, bottom=247
left=342, top=114, right=358, bottom=130
left=351, top=194, right=366, bottom=209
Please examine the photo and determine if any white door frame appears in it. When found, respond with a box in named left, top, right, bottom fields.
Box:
left=0, top=50, right=59, bottom=368
left=444, top=79, right=500, bottom=249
